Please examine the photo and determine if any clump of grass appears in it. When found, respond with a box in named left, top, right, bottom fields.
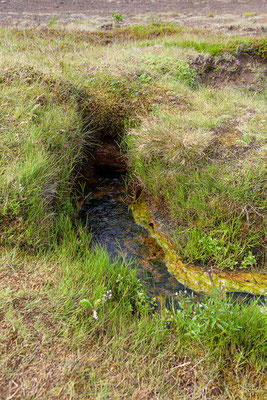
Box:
left=47, top=16, right=58, bottom=28
left=127, top=88, right=266, bottom=271
left=164, top=37, right=267, bottom=60
left=0, top=67, right=87, bottom=249
left=244, top=12, right=257, bottom=17
left=111, top=11, right=125, bottom=27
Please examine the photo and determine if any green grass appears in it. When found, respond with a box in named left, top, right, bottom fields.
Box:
left=163, top=37, right=267, bottom=59
left=0, top=24, right=266, bottom=398
left=244, top=12, right=257, bottom=17
left=127, top=87, right=266, bottom=271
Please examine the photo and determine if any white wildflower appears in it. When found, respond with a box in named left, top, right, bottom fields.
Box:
left=93, top=310, right=98, bottom=320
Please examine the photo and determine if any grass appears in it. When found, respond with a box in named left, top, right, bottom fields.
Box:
left=244, top=12, right=257, bottom=17
left=127, top=87, right=266, bottom=271
left=0, top=23, right=266, bottom=398
left=163, top=36, right=267, bottom=59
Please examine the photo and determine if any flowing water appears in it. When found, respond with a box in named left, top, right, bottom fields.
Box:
left=79, top=172, right=197, bottom=305
left=79, top=159, right=264, bottom=306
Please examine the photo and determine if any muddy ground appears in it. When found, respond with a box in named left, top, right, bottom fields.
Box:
left=0, top=0, right=266, bottom=34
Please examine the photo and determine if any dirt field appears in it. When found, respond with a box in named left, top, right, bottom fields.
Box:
left=0, top=0, right=266, bottom=32
left=1, top=0, right=267, bottom=15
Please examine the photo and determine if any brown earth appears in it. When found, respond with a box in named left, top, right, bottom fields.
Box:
left=1, top=0, right=266, bottom=16
left=0, top=0, right=266, bottom=34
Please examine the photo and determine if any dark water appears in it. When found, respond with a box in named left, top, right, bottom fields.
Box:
left=79, top=175, right=196, bottom=305
left=79, top=173, right=265, bottom=306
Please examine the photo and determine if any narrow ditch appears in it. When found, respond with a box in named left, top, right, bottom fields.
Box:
left=77, top=136, right=265, bottom=306
left=78, top=136, right=197, bottom=306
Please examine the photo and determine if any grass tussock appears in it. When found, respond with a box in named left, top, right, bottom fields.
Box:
left=128, top=87, right=266, bottom=271
left=164, top=36, right=267, bottom=59
left=0, top=68, right=86, bottom=249
left=0, top=24, right=266, bottom=398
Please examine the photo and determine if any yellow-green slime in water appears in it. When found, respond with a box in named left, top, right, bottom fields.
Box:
left=131, top=199, right=267, bottom=296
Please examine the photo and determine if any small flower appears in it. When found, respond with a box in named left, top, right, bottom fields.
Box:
left=175, top=292, right=178, bottom=296
left=93, top=310, right=98, bottom=320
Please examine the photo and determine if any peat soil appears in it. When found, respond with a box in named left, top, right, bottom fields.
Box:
left=1, top=0, right=266, bottom=15
left=1, top=0, right=266, bottom=34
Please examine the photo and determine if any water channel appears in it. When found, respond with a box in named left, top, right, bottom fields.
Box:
left=78, top=138, right=265, bottom=306
left=79, top=172, right=197, bottom=306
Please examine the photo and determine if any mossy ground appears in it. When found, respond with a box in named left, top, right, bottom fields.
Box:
left=0, top=24, right=266, bottom=398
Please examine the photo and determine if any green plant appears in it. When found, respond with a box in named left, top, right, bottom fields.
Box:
left=138, top=72, right=152, bottom=83
left=111, top=11, right=125, bottom=27
left=241, top=251, right=257, bottom=269
left=244, top=12, right=256, bottom=17
left=47, top=16, right=58, bottom=28
left=238, top=132, right=251, bottom=146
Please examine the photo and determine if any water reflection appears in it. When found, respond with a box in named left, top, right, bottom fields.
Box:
left=79, top=174, right=264, bottom=307
left=79, top=176, right=196, bottom=305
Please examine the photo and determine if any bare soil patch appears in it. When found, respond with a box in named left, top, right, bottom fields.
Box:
left=1, top=0, right=266, bottom=16
left=1, top=0, right=266, bottom=34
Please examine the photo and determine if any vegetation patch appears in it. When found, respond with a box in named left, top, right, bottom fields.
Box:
left=132, top=199, right=267, bottom=295
left=127, top=88, right=266, bottom=272
left=11, top=22, right=184, bottom=46
left=0, top=24, right=266, bottom=398
left=164, top=36, right=267, bottom=60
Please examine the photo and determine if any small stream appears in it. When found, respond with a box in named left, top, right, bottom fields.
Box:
left=79, top=139, right=265, bottom=306
left=79, top=172, right=197, bottom=306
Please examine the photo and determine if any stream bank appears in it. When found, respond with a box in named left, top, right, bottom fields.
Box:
left=78, top=136, right=197, bottom=306
left=78, top=136, right=266, bottom=302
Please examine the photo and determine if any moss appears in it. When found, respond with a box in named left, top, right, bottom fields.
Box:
left=132, top=199, right=267, bottom=296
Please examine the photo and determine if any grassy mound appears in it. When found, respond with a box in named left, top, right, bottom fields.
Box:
left=128, top=87, right=266, bottom=271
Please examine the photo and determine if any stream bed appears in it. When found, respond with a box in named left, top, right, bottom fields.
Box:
left=79, top=174, right=197, bottom=305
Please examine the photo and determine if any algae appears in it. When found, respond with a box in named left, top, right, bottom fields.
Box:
left=131, top=199, right=267, bottom=296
